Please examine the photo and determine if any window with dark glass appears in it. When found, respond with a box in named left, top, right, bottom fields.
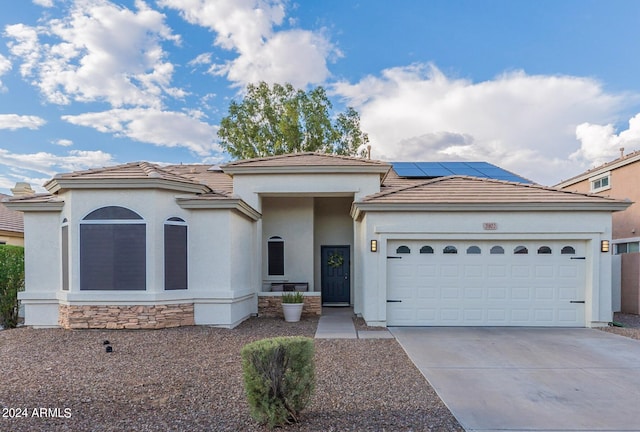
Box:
left=268, top=236, right=284, bottom=276
left=514, top=246, right=528, bottom=255
left=396, top=245, right=411, bottom=254
left=62, top=220, right=69, bottom=291
left=443, top=245, right=458, bottom=254
left=467, top=246, right=481, bottom=254
left=561, top=246, right=576, bottom=255
left=420, top=245, right=434, bottom=254
left=165, top=217, right=187, bottom=290
left=537, top=246, right=552, bottom=254
left=80, top=206, right=146, bottom=291
left=490, top=246, right=504, bottom=254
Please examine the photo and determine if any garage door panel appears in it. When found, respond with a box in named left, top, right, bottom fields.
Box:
left=387, top=240, right=586, bottom=327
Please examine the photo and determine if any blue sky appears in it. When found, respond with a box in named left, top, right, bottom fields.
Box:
left=0, top=0, right=639, bottom=194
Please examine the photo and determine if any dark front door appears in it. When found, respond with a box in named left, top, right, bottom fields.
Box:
left=321, top=245, right=350, bottom=305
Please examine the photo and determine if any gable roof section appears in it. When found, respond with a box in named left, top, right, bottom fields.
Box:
left=352, top=176, right=631, bottom=218
left=2, top=193, right=64, bottom=212
left=0, top=194, right=24, bottom=233
left=221, top=152, right=391, bottom=178
left=45, top=162, right=211, bottom=194
left=555, top=149, right=640, bottom=188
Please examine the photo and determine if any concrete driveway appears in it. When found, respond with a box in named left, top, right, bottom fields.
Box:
left=390, top=327, right=640, bottom=432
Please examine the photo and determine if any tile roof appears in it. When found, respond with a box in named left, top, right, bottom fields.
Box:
left=0, top=194, right=24, bottom=233
left=163, top=164, right=233, bottom=195
left=361, top=176, right=628, bottom=205
left=221, top=152, right=391, bottom=168
left=47, top=162, right=202, bottom=186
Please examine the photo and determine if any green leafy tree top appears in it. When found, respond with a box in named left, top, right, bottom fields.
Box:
left=218, top=82, right=368, bottom=159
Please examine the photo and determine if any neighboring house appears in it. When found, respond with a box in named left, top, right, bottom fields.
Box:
left=0, top=191, right=26, bottom=246
left=5, top=153, right=629, bottom=330
left=556, top=150, right=640, bottom=313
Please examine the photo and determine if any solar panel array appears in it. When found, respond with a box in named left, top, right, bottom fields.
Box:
left=391, top=162, right=531, bottom=183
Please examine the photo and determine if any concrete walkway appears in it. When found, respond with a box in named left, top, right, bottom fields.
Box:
left=391, top=327, right=640, bottom=432
left=315, top=307, right=394, bottom=339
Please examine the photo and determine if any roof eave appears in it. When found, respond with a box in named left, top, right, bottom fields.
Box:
left=3, top=200, right=64, bottom=212
left=46, top=178, right=210, bottom=194
left=555, top=152, right=640, bottom=188
left=352, top=201, right=632, bottom=217
left=222, top=165, right=390, bottom=178
left=176, top=197, right=261, bottom=221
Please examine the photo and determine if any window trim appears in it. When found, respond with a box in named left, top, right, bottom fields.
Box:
left=590, top=172, right=611, bottom=193
left=164, top=217, right=188, bottom=290
left=80, top=206, right=146, bottom=291
left=267, top=236, right=285, bottom=276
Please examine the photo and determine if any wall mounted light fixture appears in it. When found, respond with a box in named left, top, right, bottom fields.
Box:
left=370, top=240, right=378, bottom=252
left=601, top=240, right=610, bottom=253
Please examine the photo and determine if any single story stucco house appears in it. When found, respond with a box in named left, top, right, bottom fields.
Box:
left=4, top=152, right=630, bottom=329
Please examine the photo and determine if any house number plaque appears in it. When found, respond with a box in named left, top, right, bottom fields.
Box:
left=483, top=222, right=497, bottom=230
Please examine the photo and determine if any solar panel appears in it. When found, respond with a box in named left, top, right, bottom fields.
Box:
left=391, top=162, right=425, bottom=177
left=390, top=161, right=531, bottom=183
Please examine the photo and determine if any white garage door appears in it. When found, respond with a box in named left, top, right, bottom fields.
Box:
left=387, top=240, right=586, bottom=327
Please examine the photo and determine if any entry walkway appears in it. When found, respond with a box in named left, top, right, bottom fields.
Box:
left=314, top=307, right=394, bottom=339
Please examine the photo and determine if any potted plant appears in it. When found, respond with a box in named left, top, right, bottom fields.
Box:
left=281, top=292, right=304, bottom=322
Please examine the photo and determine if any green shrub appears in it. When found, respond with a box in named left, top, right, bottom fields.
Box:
left=0, top=245, right=25, bottom=329
left=241, top=336, right=315, bottom=428
left=281, top=291, right=304, bottom=303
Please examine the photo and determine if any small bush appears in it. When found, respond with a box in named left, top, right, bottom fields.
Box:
left=0, top=245, right=25, bottom=329
left=241, top=336, right=315, bottom=428
left=281, top=291, right=304, bottom=303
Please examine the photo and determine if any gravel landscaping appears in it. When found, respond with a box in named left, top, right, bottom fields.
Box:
left=0, top=317, right=462, bottom=432
left=599, top=312, right=640, bottom=340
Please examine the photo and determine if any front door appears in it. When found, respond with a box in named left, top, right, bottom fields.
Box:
left=321, top=245, right=350, bottom=305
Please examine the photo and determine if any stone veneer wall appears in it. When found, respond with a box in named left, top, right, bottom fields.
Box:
left=58, top=304, right=195, bottom=329
left=258, top=296, right=322, bottom=318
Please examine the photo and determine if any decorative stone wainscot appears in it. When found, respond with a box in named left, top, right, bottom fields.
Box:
left=58, top=304, right=195, bottom=329
left=258, top=292, right=322, bottom=318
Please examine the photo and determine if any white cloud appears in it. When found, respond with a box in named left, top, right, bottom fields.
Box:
left=5, top=0, right=182, bottom=107
left=0, top=147, right=114, bottom=185
left=33, top=0, right=54, bottom=7
left=54, top=139, right=73, bottom=147
left=571, top=113, right=640, bottom=167
left=62, top=108, right=219, bottom=156
left=334, top=64, right=629, bottom=185
left=160, top=0, right=337, bottom=87
left=0, top=114, right=46, bottom=130
left=0, top=53, right=11, bottom=91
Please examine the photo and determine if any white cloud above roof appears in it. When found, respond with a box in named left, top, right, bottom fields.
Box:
left=160, top=0, right=337, bottom=88
left=62, top=108, right=219, bottom=156
left=334, top=64, right=630, bottom=184
left=0, top=114, right=46, bottom=130
left=572, top=113, right=640, bottom=166
left=5, top=0, right=182, bottom=107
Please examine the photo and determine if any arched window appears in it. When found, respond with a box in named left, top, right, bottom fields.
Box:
left=420, top=245, right=434, bottom=254
left=514, top=246, right=528, bottom=255
left=490, top=246, right=504, bottom=254
left=268, top=236, right=284, bottom=276
left=396, top=245, right=411, bottom=254
left=537, top=246, right=552, bottom=255
left=80, top=206, right=146, bottom=291
left=165, top=217, right=187, bottom=290
left=561, top=246, right=576, bottom=255
left=443, top=245, right=458, bottom=254
left=467, top=246, right=481, bottom=254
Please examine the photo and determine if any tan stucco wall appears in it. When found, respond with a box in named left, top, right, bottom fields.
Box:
left=561, top=164, right=638, bottom=240
left=0, top=231, right=23, bottom=246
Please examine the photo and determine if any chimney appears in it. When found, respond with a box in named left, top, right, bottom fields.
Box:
left=10, top=182, right=35, bottom=197
left=620, top=147, right=625, bottom=159
left=367, top=145, right=372, bottom=160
